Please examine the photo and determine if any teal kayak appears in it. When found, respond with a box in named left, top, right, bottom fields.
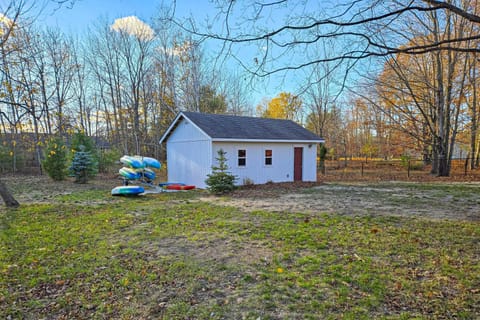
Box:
left=142, top=168, right=156, bottom=180
left=111, top=185, right=145, bottom=196
left=138, top=156, right=161, bottom=169
left=119, top=167, right=141, bottom=180
left=120, top=155, right=145, bottom=169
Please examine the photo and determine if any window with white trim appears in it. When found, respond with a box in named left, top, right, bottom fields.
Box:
left=238, top=149, right=246, bottom=167
left=265, top=149, right=272, bottom=166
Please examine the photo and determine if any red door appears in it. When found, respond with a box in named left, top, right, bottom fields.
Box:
left=294, top=147, right=303, bottom=181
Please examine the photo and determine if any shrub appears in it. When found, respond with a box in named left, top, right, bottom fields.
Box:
left=69, top=145, right=98, bottom=183
left=42, top=137, right=68, bottom=181
left=205, top=149, right=237, bottom=194
left=98, top=148, right=122, bottom=173
left=400, top=155, right=424, bottom=171
left=319, top=144, right=327, bottom=174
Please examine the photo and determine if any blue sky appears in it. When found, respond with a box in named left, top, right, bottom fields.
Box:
left=41, top=0, right=325, bottom=108
left=43, top=1, right=301, bottom=101
left=43, top=0, right=206, bottom=33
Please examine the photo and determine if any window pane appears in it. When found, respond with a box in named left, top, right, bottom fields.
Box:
left=238, top=158, right=246, bottom=166
left=238, top=149, right=246, bottom=157
left=265, top=149, right=272, bottom=165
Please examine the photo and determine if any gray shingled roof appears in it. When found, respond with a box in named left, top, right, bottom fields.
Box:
left=177, top=112, right=324, bottom=141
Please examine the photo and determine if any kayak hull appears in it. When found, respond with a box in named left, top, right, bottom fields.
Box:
left=119, top=167, right=141, bottom=180
left=142, top=168, right=156, bottom=181
left=158, top=182, right=186, bottom=187
left=136, top=156, right=161, bottom=169
left=120, top=155, right=145, bottom=169
left=165, top=184, right=195, bottom=191
left=111, top=185, right=145, bottom=196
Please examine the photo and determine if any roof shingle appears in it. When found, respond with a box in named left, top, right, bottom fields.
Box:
left=181, top=112, right=323, bottom=142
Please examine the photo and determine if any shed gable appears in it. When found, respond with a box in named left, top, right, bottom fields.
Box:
left=167, top=117, right=210, bottom=143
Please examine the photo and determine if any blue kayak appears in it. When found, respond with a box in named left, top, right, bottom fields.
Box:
left=142, top=168, right=156, bottom=181
left=158, top=182, right=186, bottom=187
left=139, top=156, right=161, bottom=169
left=120, top=155, right=145, bottom=169
left=119, top=167, right=141, bottom=180
left=111, top=185, right=144, bottom=196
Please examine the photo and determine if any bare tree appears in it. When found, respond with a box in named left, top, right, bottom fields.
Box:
left=113, top=19, right=155, bottom=154
left=0, top=0, right=33, bottom=207
left=172, top=0, right=480, bottom=176
left=174, top=1, right=480, bottom=75
left=87, top=20, right=128, bottom=151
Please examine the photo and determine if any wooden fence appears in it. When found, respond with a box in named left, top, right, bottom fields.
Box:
left=319, top=158, right=480, bottom=181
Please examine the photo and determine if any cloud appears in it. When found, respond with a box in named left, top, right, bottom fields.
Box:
left=0, top=14, right=14, bottom=33
left=111, top=16, right=154, bottom=40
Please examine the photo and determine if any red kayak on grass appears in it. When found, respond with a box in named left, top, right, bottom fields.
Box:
left=165, top=184, right=195, bottom=190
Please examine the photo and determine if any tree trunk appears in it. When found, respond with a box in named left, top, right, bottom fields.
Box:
left=0, top=180, right=19, bottom=208
left=431, top=137, right=439, bottom=175
left=470, top=55, right=477, bottom=169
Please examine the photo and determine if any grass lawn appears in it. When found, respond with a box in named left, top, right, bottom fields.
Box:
left=1, top=184, right=479, bottom=319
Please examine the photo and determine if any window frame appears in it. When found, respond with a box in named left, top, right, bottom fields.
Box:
left=264, top=148, right=273, bottom=166
left=237, top=148, right=247, bottom=167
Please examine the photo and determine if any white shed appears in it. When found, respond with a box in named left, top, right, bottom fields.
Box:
left=159, top=112, right=325, bottom=188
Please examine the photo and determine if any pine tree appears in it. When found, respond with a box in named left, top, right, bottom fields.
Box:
left=205, top=149, right=237, bottom=194
left=42, top=136, right=68, bottom=181
left=69, top=145, right=98, bottom=184
left=319, top=144, right=327, bottom=175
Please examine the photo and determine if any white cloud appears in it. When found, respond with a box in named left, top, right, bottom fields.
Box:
left=111, top=16, right=154, bottom=41
left=0, top=14, right=14, bottom=33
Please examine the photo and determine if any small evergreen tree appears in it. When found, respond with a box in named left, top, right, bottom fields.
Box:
left=42, top=137, right=68, bottom=181
left=70, top=131, right=99, bottom=163
left=69, top=145, right=98, bottom=183
left=205, top=149, right=237, bottom=194
left=319, top=144, right=327, bottom=175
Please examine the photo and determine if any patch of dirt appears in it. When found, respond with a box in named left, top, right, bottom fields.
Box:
left=142, top=236, right=273, bottom=267
left=201, top=181, right=480, bottom=221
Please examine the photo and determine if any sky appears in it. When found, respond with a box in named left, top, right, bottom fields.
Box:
left=40, top=0, right=299, bottom=107
left=43, top=0, right=207, bottom=33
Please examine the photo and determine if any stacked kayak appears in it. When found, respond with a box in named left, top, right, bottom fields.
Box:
left=119, top=155, right=161, bottom=182
left=113, top=155, right=195, bottom=195
left=113, top=155, right=162, bottom=196
left=120, top=155, right=144, bottom=169
left=119, top=167, right=141, bottom=180
left=138, top=156, right=161, bottom=169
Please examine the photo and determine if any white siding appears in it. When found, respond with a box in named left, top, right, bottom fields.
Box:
left=302, top=144, right=318, bottom=181
left=212, top=142, right=318, bottom=185
left=166, top=118, right=212, bottom=188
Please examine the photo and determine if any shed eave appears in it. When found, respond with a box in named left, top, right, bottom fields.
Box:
left=211, top=138, right=325, bottom=144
